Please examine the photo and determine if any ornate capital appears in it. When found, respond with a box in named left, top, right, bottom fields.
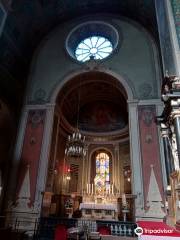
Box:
left=162, top=75, right=180, bottom=94
left=160, top=123, right=169, bottom=137
left=170, top=110, right=180, bottom=121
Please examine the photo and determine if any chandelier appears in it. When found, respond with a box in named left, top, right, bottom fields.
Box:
left=65, top=78, right=86, bottom=158
left=65, top=129, right=86, bottom=158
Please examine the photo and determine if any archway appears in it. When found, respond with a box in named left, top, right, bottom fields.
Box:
left=41, top=71, right=135, bottom=220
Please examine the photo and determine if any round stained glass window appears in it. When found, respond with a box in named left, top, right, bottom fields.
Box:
left=75, top=36, right=113, bottom=62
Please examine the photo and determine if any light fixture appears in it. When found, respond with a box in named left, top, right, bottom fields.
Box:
left=66, top=168, right=71, bottom=181
left=127, top=177, right=131, bottom=182
left=66, top=175, right=71, bottom=181
left=65, top=77, right=86, bottom=158
left=65, top=130, right=86, bottom=157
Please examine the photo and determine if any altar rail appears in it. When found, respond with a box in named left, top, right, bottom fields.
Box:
left=34, top=217, right=137, bottom=239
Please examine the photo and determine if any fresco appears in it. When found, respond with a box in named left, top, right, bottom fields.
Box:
left=78, top=101, right=127, bottom=132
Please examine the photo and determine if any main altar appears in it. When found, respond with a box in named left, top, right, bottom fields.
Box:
left=80, top=191, right=119, bottom=220
left=79, top=182, right=129, bottom=220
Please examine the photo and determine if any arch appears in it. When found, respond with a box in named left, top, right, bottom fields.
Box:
left=50, top=68, right=134, bottom=104
left=27, top=14, right=161, bottom=103
left=89, top=146, right=114, bottom=162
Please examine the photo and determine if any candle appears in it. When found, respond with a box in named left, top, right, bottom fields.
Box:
left=92, top=184, right=93, bottom=194
left=89, top=184, right=91, bottom=195
left=122, top=193, right=127, bottom=206
left=87, top=183, right=88, bottom=194
left=112, top=184, right=114, bottom=195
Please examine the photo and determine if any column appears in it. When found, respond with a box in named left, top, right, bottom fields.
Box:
left=114, top=145, right=118, bottom=192
left=6, top=106, right=28, bottom=200
left=171, top=102, right=180, bottom=166
left=128, top=100, right=144, bottom=218
left=155, top=0, right=179, bottom=75
left=119, top=144, right=125, bottom=194
left=161, top=124, right=173, bottom=185
left=35, top=104, right=55, bottom=204
left=174, top=116, right=180, bottom=163
left=165, top=0, right=180, bottom=75
left=81, top=145, right=88, bottom=195
left=115, top=144, right=121, bottom=194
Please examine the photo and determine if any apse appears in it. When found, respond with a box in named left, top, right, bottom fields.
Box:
left=41, top=71, right=133, bottom=220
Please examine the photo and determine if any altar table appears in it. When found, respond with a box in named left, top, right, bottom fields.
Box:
left=79, top=203, right=118, bottom=220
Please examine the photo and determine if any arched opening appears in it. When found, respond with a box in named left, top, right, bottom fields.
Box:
left=42, top=71, right=134, bottom=221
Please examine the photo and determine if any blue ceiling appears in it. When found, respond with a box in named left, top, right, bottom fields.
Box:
left=0, top=0, right=157, bottom=107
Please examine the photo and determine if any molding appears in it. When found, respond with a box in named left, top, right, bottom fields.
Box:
left=138, top=99, right=163, bottom=106
left=25, top=103, right=55, bottom=110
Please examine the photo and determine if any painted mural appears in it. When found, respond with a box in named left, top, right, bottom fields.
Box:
left=78, top=101, right=127, bottom=132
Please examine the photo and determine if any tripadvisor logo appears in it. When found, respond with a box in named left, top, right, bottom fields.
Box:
left=134, top=227, right=143, bottom=236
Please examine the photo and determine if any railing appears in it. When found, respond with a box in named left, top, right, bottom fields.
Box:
left=0, top=216, right=32, bottom=239
left=97, top=220, right=137, bottom=237
left=14, top=218, right=39, bottom=237
left=34, top=217, right=137, bottom=239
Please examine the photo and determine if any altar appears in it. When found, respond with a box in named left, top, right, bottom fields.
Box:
left=79, top=202, right=118, bottom=220
left=79, top=182, right=120, bottom=220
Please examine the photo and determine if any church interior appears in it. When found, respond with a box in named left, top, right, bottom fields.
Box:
left=0, top=0, right=180, bottom=239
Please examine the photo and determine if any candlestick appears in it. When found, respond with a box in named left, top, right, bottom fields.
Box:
left=89, top=183, right=91, bottom=195
left=112, top=184, right=114, bottom=195
left=92, top=183, right=93, bottom=195
left=122, top=193, right=127, bottom=207
left=87, top=183, right=88, bottom=194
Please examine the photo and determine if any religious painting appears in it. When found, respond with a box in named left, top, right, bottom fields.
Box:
left=78, top=101, right=127, bottom=132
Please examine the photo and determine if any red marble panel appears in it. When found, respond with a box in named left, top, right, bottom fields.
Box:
left=138, top=105, right=164, bottom=207
left=16, top=109, right=46, bottom=206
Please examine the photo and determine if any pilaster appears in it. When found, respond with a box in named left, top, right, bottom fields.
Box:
left=128, top=100, right=144, bottom=218
left=6, top=103, right=55, bottom=235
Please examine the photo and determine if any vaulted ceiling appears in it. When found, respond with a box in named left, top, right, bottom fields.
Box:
left=57, top=72, right=128, bottom=134
left=0, top=0, right=157, bottom=109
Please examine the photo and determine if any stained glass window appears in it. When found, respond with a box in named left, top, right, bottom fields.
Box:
left=94, top=152, right=110, bottom=193
left=75, top=36, right=113, bottom=62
